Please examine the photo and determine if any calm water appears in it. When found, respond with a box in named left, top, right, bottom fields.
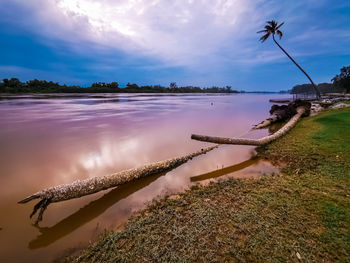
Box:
left=0, top=93, right=288, bottom=262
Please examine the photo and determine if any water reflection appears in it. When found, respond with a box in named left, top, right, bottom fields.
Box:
left=66, top=99, right=121, bottom=105
left=191, top=157, right=260, bottom=182
left=29, top=171, right=166, bottom=249
left=0, top=93, right=289, bottom=263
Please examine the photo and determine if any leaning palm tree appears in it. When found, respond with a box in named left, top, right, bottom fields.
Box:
left=258, top=20, right=321, bottom=99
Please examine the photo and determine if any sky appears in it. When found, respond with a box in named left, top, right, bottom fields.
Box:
left=0, top=0, right=350, bottom=91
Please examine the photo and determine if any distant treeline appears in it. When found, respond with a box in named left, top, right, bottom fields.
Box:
left=0, top=78, right=240, bottom=94
left=290, top=83, right=340, bottom=94
left=291, top=65, right=350, bottom=94
left=2, top=66, right=349, bottom=94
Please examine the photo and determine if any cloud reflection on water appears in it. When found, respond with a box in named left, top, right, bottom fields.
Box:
left=0, top=93, right=287, bottom=262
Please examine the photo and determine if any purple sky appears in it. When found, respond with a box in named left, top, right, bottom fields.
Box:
left=1, top=0, right=350, bottom=90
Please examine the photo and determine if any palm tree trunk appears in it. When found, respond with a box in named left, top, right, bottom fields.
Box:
left=272, top=35, right=321, bottom=99
left=19, top=145, right=218, bottom=224
left=191, top=106, right=306, bottom=146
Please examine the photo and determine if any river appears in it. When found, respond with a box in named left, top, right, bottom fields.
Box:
left=0, top=93, right=289, bottom=262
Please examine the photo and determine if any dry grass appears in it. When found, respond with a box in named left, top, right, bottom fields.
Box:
left=67, top=108, right=350, bottom=263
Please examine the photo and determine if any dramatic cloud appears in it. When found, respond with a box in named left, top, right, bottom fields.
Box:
left=2, top=0, right=350, bottom=88
left=13, top=0, right=268, bottom=67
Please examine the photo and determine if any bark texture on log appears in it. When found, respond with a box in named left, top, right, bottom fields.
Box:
left=19, top=145, right=217, bottom=224
left=191, top=106, right=307, bottom=146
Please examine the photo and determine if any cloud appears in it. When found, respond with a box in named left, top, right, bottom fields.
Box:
left=3, top=0, right=350, bottom=88
left=12, top=0, right=267, bottom=67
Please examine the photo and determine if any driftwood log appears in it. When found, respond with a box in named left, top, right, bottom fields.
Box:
left=19, top=100, right=311, bottom=225
left=191, top=103, right=310, bottom=146
left=19, top=145, right=217, bottom=224
left=254, top=100, right=310, bottom=129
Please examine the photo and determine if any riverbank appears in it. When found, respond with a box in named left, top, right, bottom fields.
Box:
left=68, top=106, right=350, bottom=262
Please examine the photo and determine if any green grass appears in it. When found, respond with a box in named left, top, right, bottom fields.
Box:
left=67, top=108, right=350, bottom=263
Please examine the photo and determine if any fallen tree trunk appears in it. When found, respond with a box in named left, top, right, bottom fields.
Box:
left=19, top=145, right=217, bottom=224
left=191, top=106, right=307, bottom=146
left=254, top=100, right=310, bottom=129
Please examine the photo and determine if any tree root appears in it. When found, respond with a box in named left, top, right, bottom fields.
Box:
left=30, top=198, right=51, bottom=225
left=19, top=145, right=218, bottom=224
left=254, top=100, right=311, bottom=129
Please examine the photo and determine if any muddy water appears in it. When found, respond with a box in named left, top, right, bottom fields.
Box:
left=0, top=93, right=288, bottom=262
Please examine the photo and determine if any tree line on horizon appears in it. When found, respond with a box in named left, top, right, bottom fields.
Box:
left=290, top=66, right=350, bottom=95
left=0, top=66, right=348, bottom=94
left=0, top=79, right=240, bottom=94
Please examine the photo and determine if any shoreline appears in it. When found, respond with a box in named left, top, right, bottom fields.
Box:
left=66, top=105, right=349, bottom=262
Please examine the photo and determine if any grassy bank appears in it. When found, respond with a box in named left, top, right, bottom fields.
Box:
left=68, top=107, right=350, bottom=263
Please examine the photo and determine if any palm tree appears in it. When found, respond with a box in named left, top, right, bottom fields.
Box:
left=258, top=20, right=321, bottom=99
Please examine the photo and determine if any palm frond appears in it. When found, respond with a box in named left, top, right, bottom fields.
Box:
left=268, top=20, right=277, bottom=28
left=260, top=33, right=271, bottom=42
left=276, top=22, right=285, bottom=30
left=258, top=20, right=284, bottom=43
left=276, top=30, right=283, bottom=39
